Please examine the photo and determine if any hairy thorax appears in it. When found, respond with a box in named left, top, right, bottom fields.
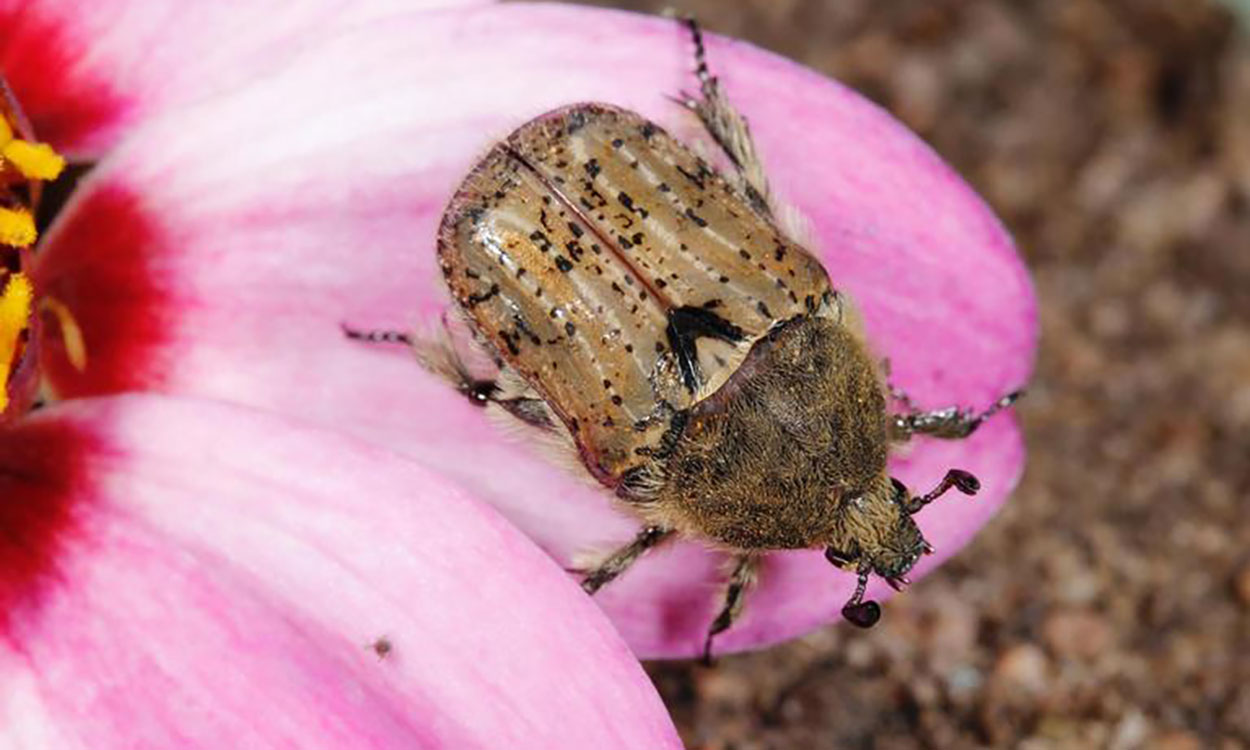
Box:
left=647, top=314, right=890, bottom=550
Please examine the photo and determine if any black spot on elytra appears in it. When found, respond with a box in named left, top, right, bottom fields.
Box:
left=555, top=256, right=574, bottom=273
left=584, top=159, right=601, bottom=179
left=611, top=138, right=624, bottom=149
left=565, top=321, right=577, bottom=337
left=500, top=330, right=521, bottom=356
left=568, top=222, right=584, bottom=238
left=465, top=283, right=501, bottom=308
left=676, top=164, right=705, bottom=190
left=685, top=208, right=708, bottom=228
left=641, top=122, right=657, bottom=139
left=757, top=300, right=774, bottom=319
left=514, top=315, right=541, bottom=346
left=529, top=230, right=553, bottom=253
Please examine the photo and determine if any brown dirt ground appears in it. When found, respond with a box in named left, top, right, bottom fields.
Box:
left=566, top=1, right=1250, bottom=748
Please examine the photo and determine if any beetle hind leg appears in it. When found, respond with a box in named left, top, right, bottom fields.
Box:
left=342, top=318, right=500, bottom=406
left=671, top=14, right=773, bottom=218
left=342, top=317, right=556, bottom=430
left=702, top=553, right=759, bottom=665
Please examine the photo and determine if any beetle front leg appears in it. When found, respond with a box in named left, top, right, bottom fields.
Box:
left=578, top=525, right=674, bottom=594
left=890, top=389, right=1024, bottom=441
left=671, top=14, right=773, bottom=218
left=702, top=553, right=759, bottom=665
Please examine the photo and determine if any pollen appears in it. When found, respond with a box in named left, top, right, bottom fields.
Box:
left=2, top=139, right=66, bottom=181
left=0, top=111, right=66, bottom=248
left=0, top=206, right=36, bottom=247
left=0, top=271, right=34, bottom=412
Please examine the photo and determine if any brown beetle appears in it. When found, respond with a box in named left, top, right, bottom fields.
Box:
left=347, top=18, right=1020, bottom=660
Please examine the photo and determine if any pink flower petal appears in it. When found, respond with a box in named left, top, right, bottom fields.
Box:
left=0, top=394, right=680, bottom=747
left=2, top=0, right=489, bottom=154
left=35, top=4, right=1037, bottom=657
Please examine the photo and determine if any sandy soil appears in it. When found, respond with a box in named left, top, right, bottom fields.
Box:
left=565, top=1, right=1250, bottom=747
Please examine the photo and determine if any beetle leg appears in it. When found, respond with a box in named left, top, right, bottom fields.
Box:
left=342, top=320, right=499, bottom=403
left=342, top=319, right=557, bottom=429
left=340, top=324, right=414, bottom=347
left=824, top=543, right=860, bottom=569
left=672, top=14, right=773, bottom=218
left=702, top=553, right=759, bottom=665
left=889, top=389, right=1024, bottom=441
left=578, top=525, right=674, bottom=594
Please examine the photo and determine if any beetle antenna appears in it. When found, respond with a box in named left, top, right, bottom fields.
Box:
left=840, top=567, right=881, bottom=628
left=903, top=469, right=980, bottom=514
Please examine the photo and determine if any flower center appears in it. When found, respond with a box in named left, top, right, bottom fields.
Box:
left=1, top=79, right=67, bottom=419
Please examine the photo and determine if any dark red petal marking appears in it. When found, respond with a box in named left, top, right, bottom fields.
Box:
left=0, top=415, right=97, bottom=643
left=0, top=6, right=128, bottom=151
left=35, top=185, right=173, bottom=395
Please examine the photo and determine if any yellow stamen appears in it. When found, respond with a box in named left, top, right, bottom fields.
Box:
left=0, top=117, right=11, bottom=143
left=41, top=295, right=87, bottom=372
left=0, top=271, right=34, bottom=412
left=0, top=206, right=36, bottom=247
left=3, top=139, right=65, bottom=181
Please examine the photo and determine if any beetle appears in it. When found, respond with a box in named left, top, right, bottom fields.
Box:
left=346, top=17, right=1020, bottom=660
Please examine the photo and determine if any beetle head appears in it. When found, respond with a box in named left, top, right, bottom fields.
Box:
left=870, top=486, right=928, bottom=582
left=829, top=470, right=978, bottom=628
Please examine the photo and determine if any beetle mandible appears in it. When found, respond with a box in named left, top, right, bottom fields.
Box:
left=346, top=17, right=1021, bottom=661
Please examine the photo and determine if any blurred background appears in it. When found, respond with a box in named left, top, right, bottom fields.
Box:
left=564, top=1, right=1250, bottom=748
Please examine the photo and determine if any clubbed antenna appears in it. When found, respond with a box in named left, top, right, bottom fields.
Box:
left=903, top=469, right=980, bottom=514
left=841, top=568, right=881, bottom=628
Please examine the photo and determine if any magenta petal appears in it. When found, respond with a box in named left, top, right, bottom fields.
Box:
left=2, top=0, right=491, bottom=154
left=0, top=395, right=680, bottom=747
left=36, top=4, right=1036, bottom=657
